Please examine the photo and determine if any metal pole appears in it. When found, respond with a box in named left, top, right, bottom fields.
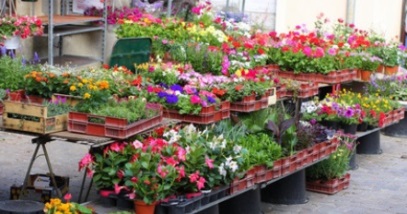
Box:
left=19, top=143, right=41, bottom=199
left=42, top=143, right=62, bottom=198
left=167, top=0, right=173, bottom=17
left=48, top=0, right=54, bottom=65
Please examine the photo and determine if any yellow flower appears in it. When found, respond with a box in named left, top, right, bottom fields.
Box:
left=83, top=93, right=91, bottom=99
left=69, top=85, right=76, bottom=91
left=77, top=83, right=83, bottom=88
left=82, top=79, right=88, bottom=84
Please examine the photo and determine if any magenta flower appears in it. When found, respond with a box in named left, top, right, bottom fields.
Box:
left=190, top=95, right=201, bottom=104
left=78, top=153, right=93, bottom=171
left=189, top=171, right=200, bottom=183
left=302, top=46, right=312, bottom=57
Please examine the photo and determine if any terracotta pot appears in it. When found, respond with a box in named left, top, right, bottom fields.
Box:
left=384, top=65, right=398, bottom=75
left=377, top=64, right=385, bottom=73
left=360, top=70, right=372, bottom=81
left=134, top=200, right=156, bottom=214
left=356, top=69, right=362, bottom=79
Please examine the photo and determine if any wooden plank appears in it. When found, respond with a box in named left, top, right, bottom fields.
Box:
left=38, top=15, right=104, bottom=26
left=3, top=114, right=67, bottom=134
left=4, top=101, right=48, bottom=118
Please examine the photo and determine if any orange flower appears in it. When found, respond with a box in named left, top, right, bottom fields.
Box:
left=235, top=85, right=243, bottom=91
left=97, top=80, right=109, bottom=90
left=35, top=76, right=42, bottom=82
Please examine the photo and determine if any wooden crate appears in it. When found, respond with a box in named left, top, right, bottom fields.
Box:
left=2, top=101, right=67, bottom=134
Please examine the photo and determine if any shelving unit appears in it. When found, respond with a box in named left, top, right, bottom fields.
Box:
left=37, top=0, right=107, bottom=66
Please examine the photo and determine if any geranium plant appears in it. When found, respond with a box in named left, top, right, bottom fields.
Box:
left=0, top=15, right=43, bottom=39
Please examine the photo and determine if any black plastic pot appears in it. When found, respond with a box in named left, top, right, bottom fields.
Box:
left=320, top=120, right=339, bottom=130
left=383, top=111, right=407, bottom=138
left=219, top=188, right=262, bottom=214
left=0, top=200, right=44, bottom=214
left=341, top=123, right=357, bottom=134
left=357, top=122, right=368, bottom=132
left=261, top=169, right=308, bottom=204
left=357, top=130, right=382, bottom=154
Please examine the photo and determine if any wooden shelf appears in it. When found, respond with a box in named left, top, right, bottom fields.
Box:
left=41, top=25, right=104, bottom=37
left=38, top=15, right=104, bottom=26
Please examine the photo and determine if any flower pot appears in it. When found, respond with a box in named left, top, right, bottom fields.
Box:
left=377, top=64, right=385, bottom=73
left=261, top=169, right=308, bottom=204
left=357, top=122, right=368, bottom=132
left=4, top=36, right=20, bottom=49
left=357, top=129, right=382, bottom=154
left=360, top=70, right=372, bottom=81
left=384, top=65, right=398, bottom=75
left=134, top=200, right=156, bottom=214
left=341, top=123, right=358, bottom=135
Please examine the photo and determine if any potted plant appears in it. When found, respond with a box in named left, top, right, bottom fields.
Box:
left=0, top=15, right=43, bottom=48
left=123, top=137, right=183, bottom=214
left=306, top=132, right=356, bottom=195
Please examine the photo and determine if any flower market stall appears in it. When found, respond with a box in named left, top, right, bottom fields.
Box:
left=1, top=1, right=407, bottom=214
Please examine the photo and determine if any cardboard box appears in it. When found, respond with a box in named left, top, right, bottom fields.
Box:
left=10, top=174, right=69, bottom=203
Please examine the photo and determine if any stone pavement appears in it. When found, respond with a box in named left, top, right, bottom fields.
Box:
left=0, top=130, right=406, bottom=213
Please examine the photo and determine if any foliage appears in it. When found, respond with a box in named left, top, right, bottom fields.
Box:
left=0, top=55, right=38, bottom=91
left=44, top=96, right=72, bottom=117
left=90, top=98, right=156, bottom=124
left=237, top=133, right=282, bottom=169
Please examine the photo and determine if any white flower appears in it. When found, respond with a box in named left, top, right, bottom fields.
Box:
left=220, top=140, right=227, bottom=149
left=218, top=163, right=227, bottom=177
left=233, top=145, right=242, bottom=154
left=208, top=142, right=217, bottom=150
left=184, top=124, right=196, bottom=134
left=229, top=161, right=239, bottom=172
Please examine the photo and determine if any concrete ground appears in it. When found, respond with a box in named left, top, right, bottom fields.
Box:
left=0, top=129, right=406, bottom=213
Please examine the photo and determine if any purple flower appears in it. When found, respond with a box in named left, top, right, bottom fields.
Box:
left=310, top=119, right=317, bottom=125
left=207, top=96, right=216, bottom=104
left=170, top=84, right=183, bottom=93
left=158, top=91, right=167, bottom=98
left=344, top=108, right=354, bottom=118
left=166, top=94, right=178, bottom=104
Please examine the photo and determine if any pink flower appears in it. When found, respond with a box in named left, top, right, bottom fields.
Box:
left=327, top=48, right=337, bottom=56
left=190, top=95, right=201, bottom=104
left=177, top=148, right=186, bottom=161
left=165, top=157, right=178, bottom=166
left=196, top=177, right=206, bottom=190
left=86, top=168, right=94, bottom=177
left=64, top=193, right=72, bottom=202
left=132, top=140, right=143, bottom=149
left=205, top=157, right=214, bottom=169
left=157, top=165, right=168, bottom=178
left=114, top=183, right=128, bottom=195
left=177, top=166, right=185, bottom=179
left=110, top=142, right=122, bottom=152
left=189, top=171, right=200, bottom=183
left=78, top=153, right=93, bottom=171
left=302, top=46, right=312, bottom=57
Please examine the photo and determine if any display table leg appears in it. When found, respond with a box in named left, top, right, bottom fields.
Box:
left=261, top=169, right=308, bottom=204
left=219, top=188, right=262, bottom=214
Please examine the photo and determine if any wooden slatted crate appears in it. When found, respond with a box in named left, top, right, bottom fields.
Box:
left=2, top=101, right=67, bottom=134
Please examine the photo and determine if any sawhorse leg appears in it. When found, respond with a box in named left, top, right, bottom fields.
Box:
left=20, top=136, right=61, bottom=199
